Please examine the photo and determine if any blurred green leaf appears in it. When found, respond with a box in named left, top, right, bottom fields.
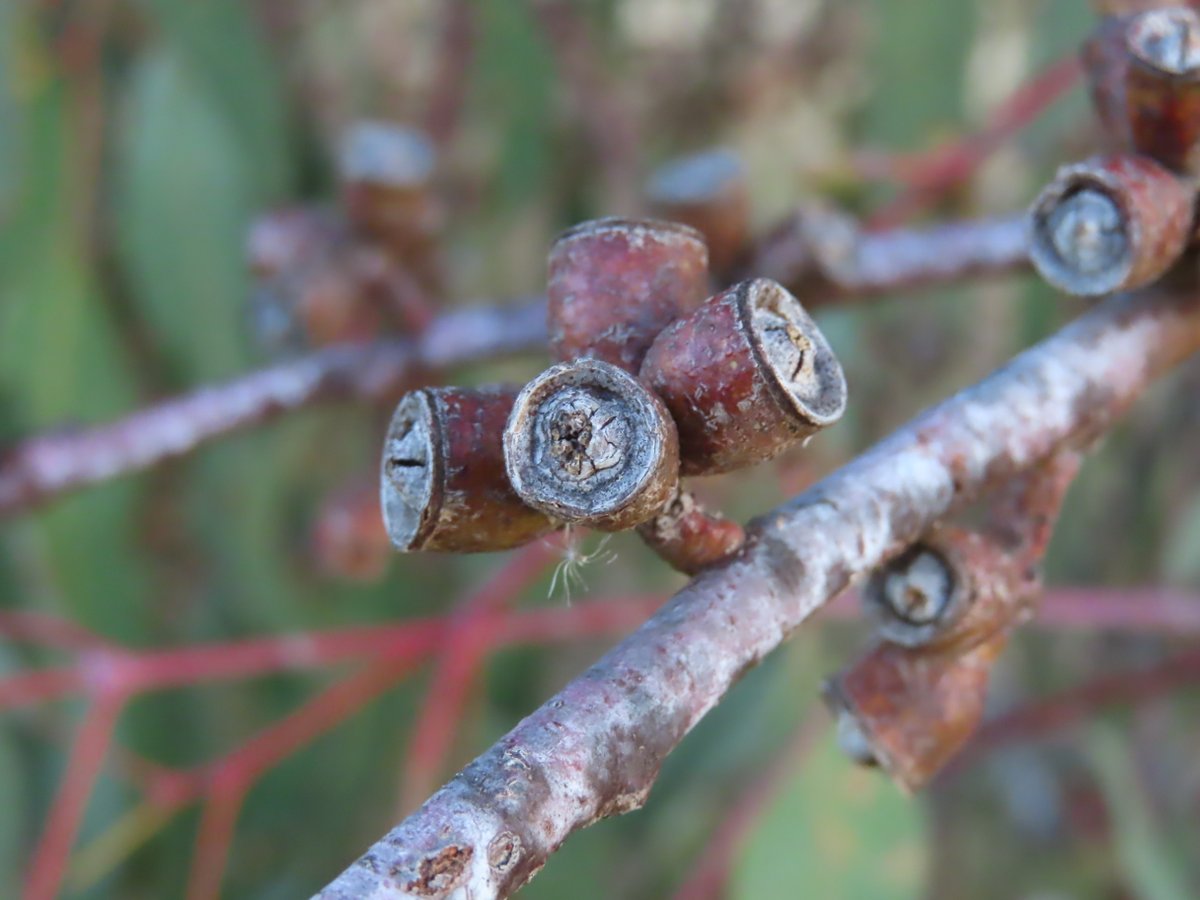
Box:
left=1163, top=491, right=1200, bottom=584
left=115, top=48, right=257, bottom=382
left=0, top=728, right=26, bottom=894
left=731, top=733, right=928, bottom=900
left=861, top=0, right=976, bottom=147
left=476, top=0, right=557, bottom=210
left=1088, top=724, right=1194, bottom=900
left=135, top=0, right=294, bottom=198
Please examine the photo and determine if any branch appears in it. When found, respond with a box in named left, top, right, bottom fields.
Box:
left=318, top=287, right=1200, bottom=899
left=0, top=299, right=547, bottom=517
left=748, top=212, right=1030, bottom=305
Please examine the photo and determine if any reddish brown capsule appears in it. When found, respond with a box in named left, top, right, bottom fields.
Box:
left=504, top=359, right=679, bottom=531
left=861, top=529, right=1031, bottom=649
left=247, top=208, right=339, bottom=280
left=827, top=527, right=1037, bottom=791
left=312, top=478, right=392, bottom=582
left=382, top=386, right=557, bottom=553
left=635, top=486, right=745, bottom=575
left=640, top=278, right=847, bottom=475
left=1124, top=7, right=1200, bottom=173
left=644, top=149, right=750, bottom=279
left=547, top=217, right=710, bottom=373
left=337, top=121, right=444, bottom=286
left=1028, top=153, right=1193, bottom=297
left=823, top=633, right=1008, bottom=793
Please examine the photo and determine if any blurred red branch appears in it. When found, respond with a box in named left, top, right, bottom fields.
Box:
left=25, top=691, right=124, bottom=900
left=401, top=543, right=558, bottom=810
left=672, top=714, right=827, bottom=900
left=947, top=647, right=1200, bottom=777
left=868, top=54, right=1083, bottom=227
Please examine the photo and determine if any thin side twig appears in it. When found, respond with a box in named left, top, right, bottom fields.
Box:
left=749, top=212, right=1030, bottom=305
left=318, top=287, right=1200, bottom=899
left=0, top=299, right=547, bottom=517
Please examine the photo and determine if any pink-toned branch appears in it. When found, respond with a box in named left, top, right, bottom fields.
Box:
left=318, top=287, right=1200, bottom=899
left=748, top=212, right=1030, bottom=305
left=24, top=692, right=124, bottom=900
left=0, top=299, right=548, bottom=518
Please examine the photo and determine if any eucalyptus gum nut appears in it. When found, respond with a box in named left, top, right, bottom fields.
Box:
left=504, top=359, right=680, bottom=531
left=1028, top=153, right=1193, bottom=297
left=337, top=121, right=444, bottom=285
left=644, top=149, right=750, bottom=278
left=823, top=633, right=1007, bottom=792
left=547, top=217, right=710, bottom=373
left=640, top=278, right=847, bottom=475
left=861, top=528, right=1022, bottom=650
left=1125, top=7, right=1200, bottom=174
left=381, top=386, right=557, bottom=553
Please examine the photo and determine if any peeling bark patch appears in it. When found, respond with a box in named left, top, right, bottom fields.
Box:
left=399, top=844, right=473, bottom=895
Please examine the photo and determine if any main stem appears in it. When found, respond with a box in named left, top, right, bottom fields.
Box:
left=318, top=287, right=1200, bottom=899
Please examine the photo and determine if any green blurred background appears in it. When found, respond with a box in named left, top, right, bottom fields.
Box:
left=2, top=0, right=1200, bottom=897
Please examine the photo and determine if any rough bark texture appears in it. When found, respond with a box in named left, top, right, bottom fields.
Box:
left=317, top=287, right=1200, bottom=899
left=0, top=300, right=547, bottom=517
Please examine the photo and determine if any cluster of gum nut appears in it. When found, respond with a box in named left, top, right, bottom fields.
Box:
left=380, top=217, right=849, bottom=574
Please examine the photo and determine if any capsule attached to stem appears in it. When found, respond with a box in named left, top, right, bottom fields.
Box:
left=1028, top=153, right=1193, bottom=297
left=547, top=217, right=710, bottom=373
left=644, top=149, right=750, bottom=279
left=641, top=278, right=847, bottom=475
left=504, top=359, right=679, bottom=531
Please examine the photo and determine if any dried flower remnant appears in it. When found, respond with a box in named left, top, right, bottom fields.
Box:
left=1028, top=153, right=1193, bottom=296
left=382, top=386, right=557, bottom=553
left=547, top=217, right=709, bottom=373
left=1124, top=7, right=1200, bottom=173
left=504, top=359, right=679, bottom=531
left=644, top=149, right=751, bottom=278
left=641, top=278, right=846, bottom=475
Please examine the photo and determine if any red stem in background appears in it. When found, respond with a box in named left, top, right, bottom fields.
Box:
left=868, top=54, right=1082, bottom=227
left=24, top=692, right=124, bottom=900
left=183, top=654, right=425, bottom=899
left=945, top=648, right=1200, bottom=777
left=400, top=543, right=558, bottom=811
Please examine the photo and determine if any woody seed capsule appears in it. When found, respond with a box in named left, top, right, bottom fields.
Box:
left=504, top=359, right=679, bottom=531
left=382, top=385, right=557, bottom=553
left=1124, top=7, right=1200, bottom=174
left=1028, top=153, right=1193, bottom=297
left=645, top=149, right=751, bottom=279
left=547, top=217, right=710, bottom=373
left=640, top=278, right=847, bottom=475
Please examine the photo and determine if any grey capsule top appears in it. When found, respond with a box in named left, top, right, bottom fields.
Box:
left=742, top=279, right=848, bottom=426
left=338, top=121, right=436, bottom=187
left=503, top=359, right=679, bottom=530
left=380, top=391, right=441, bottom=551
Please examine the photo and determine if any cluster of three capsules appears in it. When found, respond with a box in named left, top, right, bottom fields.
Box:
left=380, top=218, right=848, bottom=573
